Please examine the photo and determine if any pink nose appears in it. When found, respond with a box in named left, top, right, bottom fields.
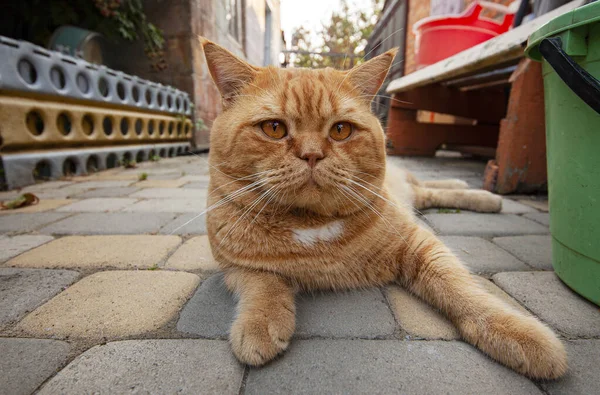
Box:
left=301, top=152, right=324, bottom=168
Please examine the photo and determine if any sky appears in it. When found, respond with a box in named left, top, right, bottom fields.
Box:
left=280, top=0, right=376, bottom=49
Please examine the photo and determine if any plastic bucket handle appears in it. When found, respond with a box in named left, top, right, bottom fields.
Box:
left=539, top=37, right=600, bottom=115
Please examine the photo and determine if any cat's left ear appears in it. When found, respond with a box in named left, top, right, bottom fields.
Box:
left=199, top=36, right=259, bottom=105
left=346, top=48, right=398, bottom=98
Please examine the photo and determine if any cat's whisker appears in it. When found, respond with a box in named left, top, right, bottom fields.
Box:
left=217, top=185, right=278, bottom=249
left=168, top=178, right=270, bottom=234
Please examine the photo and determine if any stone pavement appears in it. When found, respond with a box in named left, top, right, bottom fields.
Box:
left=0, top=153, right=598, bottom=394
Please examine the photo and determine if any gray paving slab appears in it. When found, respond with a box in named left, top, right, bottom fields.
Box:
left=70, top=186, right=141, bottom=198
left=0, top=213, right=71, bottom=233
left=177, top=274, right=396, bottom=339
left=37, top=340, right=243, bottom=394
left=0, top=268, right=79, bottom=327
left=21, top=181, right=74, bottom=192
left=160, top=213, right=208, bottom=235
left=32, top=185, right=96, bottom=199
left=501, top=199, right=538, bottom=214
left=38, top=212, right=176, bottom=235
left=57, top=198, right=137, bottom=212
left=426, top=213, right=549, bottom=236
left=123, top=199, right=206, bottom=213
left=524, top=212, right=550, bottom=227
left=440, top=236, right=531, bottom=274
left=492, top=272, right=600, bottom=337
left=130, top=188, right=208, bottom=199
left=542, top=340, right=600, bottom=395
left=0, top=338, right=71, bottom=395
left=182, top=181, right=210, bottom=189
left=493, top=235, right=553, bottom=270
left=0, top=235, right=54, bottom=263
left=244, top=340, right=542, bottom=395
left=74, top=181, right=134, bottom=188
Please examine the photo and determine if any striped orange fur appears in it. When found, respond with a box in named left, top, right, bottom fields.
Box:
left=200, top=38, right=567, bottom=379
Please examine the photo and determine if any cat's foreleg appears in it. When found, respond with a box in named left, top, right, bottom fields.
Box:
left=412, top=186, right=502, bottom=212
left=224, top=268, right=296, bottom=366
left=395, top=225, right=567, bottom=379
left=420, top=179, right=469, bottom=189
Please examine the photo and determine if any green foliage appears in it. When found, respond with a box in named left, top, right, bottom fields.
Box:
left=138, top=172, right=148, bottom=181
left=290, top=0, right=384, bottom=69
left=437, top=208, right=461, bottom=214
left=150, top=155, right=160, bottom=162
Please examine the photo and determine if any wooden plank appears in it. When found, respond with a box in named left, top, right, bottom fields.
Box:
left=392, top=85, right=508, bottom=123
left=386, top=0, right=584, bottom=94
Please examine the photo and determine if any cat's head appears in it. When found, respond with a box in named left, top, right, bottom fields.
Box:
left=202, top=38, right=397, bottom=216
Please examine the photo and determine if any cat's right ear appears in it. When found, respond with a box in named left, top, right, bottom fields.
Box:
left=199, top=37, right=258, bottom=105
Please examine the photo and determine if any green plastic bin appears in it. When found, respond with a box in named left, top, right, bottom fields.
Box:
left=526, top=1, right=600, bottom=306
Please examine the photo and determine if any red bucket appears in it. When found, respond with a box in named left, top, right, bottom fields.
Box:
left=414, top=2, right=514, bottom=68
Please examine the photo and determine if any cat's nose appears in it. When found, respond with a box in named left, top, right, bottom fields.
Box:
left=300, top=152, right=324, bottom=168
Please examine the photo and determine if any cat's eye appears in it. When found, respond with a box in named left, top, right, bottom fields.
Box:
left=260, top=120, right=287, bottom=139
left=330, top=122, right=353, bottom=141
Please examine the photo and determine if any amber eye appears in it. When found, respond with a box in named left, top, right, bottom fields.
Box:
left=260, top=120, right=287, bottom=139
left=330, top=122, right=353, bottom=141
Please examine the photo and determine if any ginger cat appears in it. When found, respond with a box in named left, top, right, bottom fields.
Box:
left=200, top=38, right=567, bottom=379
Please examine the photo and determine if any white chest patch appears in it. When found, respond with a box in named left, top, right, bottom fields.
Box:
left=292, top=220, right=344, bottom=246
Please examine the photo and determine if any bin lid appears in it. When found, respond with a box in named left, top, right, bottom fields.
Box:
left=526, top=0, right=600, bottom=60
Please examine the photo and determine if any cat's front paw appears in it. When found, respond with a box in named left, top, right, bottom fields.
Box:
left=229, top=304, right=295, bottom=366
left=460, top=311, right=567, bottom=379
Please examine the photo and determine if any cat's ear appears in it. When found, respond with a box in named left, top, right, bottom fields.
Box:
left=199, top=36, right=258, bottom=104
left=346, top=48, right=398, bottom=99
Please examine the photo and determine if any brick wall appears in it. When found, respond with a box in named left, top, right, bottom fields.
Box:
left=404, top=0, right=513, bottom=74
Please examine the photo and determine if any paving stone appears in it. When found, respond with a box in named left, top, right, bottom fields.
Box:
left=177, top=275, right=396, bottom=339
left=133, top=179, right=187, bottom=188
left=21, top=181, right=74, bottom=192
left=244, top=340, right=542, bottom=395
left=440, top=236, right=531, bottom=273
left=166, top=235, right=218, bottom=271
left=70, top=186, right=141, bottom=198
left=523, top=212, right=550, bottom=227
left=145, top=173, right=185, bottom=180
left=493, top=235, right=553, bottom=270
left=180, top=175, right=210, bottom=182
left=123, top=198, right=207, bottom=213
left=518, top=199, right=549, bottom=212
left=7, top=235, right=181, bottom=269
left=73, top=181, right=134, bottom=188
left=0, top=199, right=73, bottom=215
left=32, top=185, right=96, bottom=199
left=492, top=272, right=600, bottom=337
left=0, top=268, right=79, bottom=327
left=0, top=235, right=54, bottom=262
left=425, top=213, right=549, bottom=236
left=160, top=213, right=208, bottom=235
left=182, top=181, right=210, bottom=189
left=130, top=187, right=208, bottom=199
left=295, top=289, right=396, bottom=338
left=0, top=338, right=71, bottom=395
left=501, top=199, right=538, bottom=214
left=38, top=212, right=176, bottom=235
left=542, top=340, right=600, bottom=395
left=86, top=172, right=140, bottom=181
left=0, top=213, right=71, bottom=233
left=385, top=285, right=459, bottom=340
left=38, top=339, right=242, bottom=394
left=56, top=198, right=137, bottom=212
left=17, top=271, right=200, bottom=340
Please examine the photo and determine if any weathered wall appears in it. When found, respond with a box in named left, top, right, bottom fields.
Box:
left=404, top=0, right=512, bottom=74
left=115, top=0, right=281, bottom=147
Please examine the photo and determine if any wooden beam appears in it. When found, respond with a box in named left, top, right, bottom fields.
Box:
left=392, top=85, right=508, bottom=123
left=386, top=108, right=499, bottom=156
